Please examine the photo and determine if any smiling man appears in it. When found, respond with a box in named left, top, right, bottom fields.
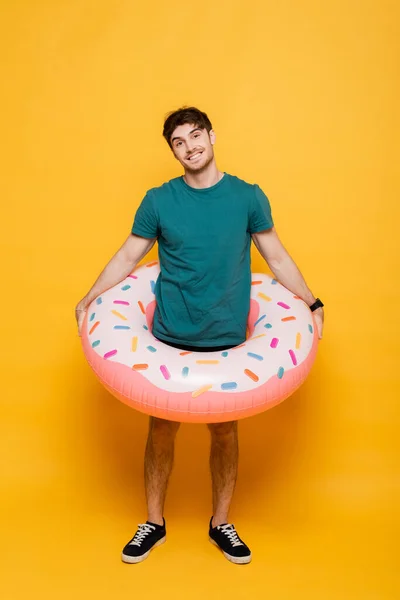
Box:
left=75, top=106, right=324, bottom=565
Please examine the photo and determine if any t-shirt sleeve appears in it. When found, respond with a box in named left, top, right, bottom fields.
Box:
left=248, top=184, right=274, bottom=233
left=131, top=191, right=159, bottom=239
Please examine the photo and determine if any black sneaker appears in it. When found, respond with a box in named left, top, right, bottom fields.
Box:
left=209, top=517, right=252, bottom=564
left=121, top=518, right=166, bottom=563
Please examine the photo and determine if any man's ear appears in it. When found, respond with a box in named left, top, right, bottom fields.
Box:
left=209, top=129, right=216, bottom=145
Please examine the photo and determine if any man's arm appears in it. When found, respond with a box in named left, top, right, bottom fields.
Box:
left=75, top=233, right=157, bottom=335
left=251, top=227, right=318, bottom=307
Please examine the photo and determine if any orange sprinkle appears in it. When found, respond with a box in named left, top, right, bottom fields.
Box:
left=179, top=351, right=192, bottom=356
left=196, top=360, right=220, bottom=365
left=132, top=363, right=148, bottom=370
left=258, top=292, right=272, bottom=302
left=138, top=301, right=145, bottom=314
left=131, top=336, right=138, bottom=352
left=111, top=310, right=127, bottom=320
left=293, top=295, right=302, bottom=299
left=89, top=321, right=100, bottom=335
left=295, top=332, right=301, bottom=349
left=281, top=316, right=296, bottom=322
left=192, top=384, right=213, bottom=398
left=146, top=261, right=158, bottom=267
left=251, top=280, right=262, bottom=285
left=251, top=334, right=266, bottom=340
left=244, top=369, right=259, bottom=382
left=232, top=344, right=246, bottom=350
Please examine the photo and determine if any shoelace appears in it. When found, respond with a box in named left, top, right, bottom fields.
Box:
left=217, top=524, right=243, bottom=547
left=129, top=523, right=156, bottom=547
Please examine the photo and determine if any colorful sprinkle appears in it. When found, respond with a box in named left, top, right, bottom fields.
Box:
left=196, top=360, right=220, bottom=365
left=244, top=369, right=259, bottom=382
left=146, top=261, right=158, bottom=267
left=160, top=365, right=171, bottom=380
left=247, top=352, right=264, bottom=361
left=143, top=325, right=148, bottom=330
left=271, top=279, right=278, bottom=285
left=96, top=297, right=102, bottom=305
left=138, top=301, right=145, bottom=314
left=104, top=349, right=117, bottom=359
left=289, top=349, right=297, bottom=365
left=308, top=324, right=313, bottom=333
left=132, top=363, right=148, bottom=370
left=264, top=323, right=273, bottom=329
left=147, top=345, right=157, bottom=353
left=113, top=300, right=130, bottom=306
left=121, top=285, right=131, bottom=291
left=270, top=338, right=279, bottom=349
left=128, top=274, right=138, bottom=279
left=258, top=292, right=272, bottom=302
left=114, top=325, right=130, bottom=330
left=111, top=310, right=127, bottom=321
left=150, top=280, right=156, bottom=293
left=254, top=314, right=266, bottom=326
left=295, top=333, right=301, bottom=349
left=131, top=337, right=138, bottom=352
left=221, top=382, right=238, bottom=390
left=192, top=384, right=212, bottom=398
left=251, top=280, right=262, bottom=285
left=89, top=321, right=100, bottom=335
left=179, top=351, right=192, bottom=356
left=182, top=367, right=189, bottom=378
left=251, top=334, right=266, bottom=340
left=277, top=367, right=285, bottom=379
left=282, top=316, right=296, bottom=322
left=90, top=313, right=95, bottom=321
left=277, top=302, right=290, bottom=309
left=91, top=340, right=100, bottom=348
left=293, top=295, right=301, bottom=299
left=221, top=351, right=229, bottom=357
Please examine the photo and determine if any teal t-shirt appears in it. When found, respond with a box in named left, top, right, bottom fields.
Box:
left=131, top=173, right=274, bottom=347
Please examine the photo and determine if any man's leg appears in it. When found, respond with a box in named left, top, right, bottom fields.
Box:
left=144, top=416, right=181, bottom=525
left=207, top=420, right=239, bottom=527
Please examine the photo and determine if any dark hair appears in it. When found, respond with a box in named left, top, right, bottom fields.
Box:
left=163, top=106, right=213, bottom=148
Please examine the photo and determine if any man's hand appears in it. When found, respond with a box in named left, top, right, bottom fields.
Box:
left=313, top=307, right=324, bottom=340
left=75, top=303, right=87, bottom=337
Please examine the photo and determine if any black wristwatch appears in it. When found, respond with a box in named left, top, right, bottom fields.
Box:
left=309, top=298, right=324, bottom=312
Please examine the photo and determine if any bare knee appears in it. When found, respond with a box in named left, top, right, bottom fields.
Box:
left=149, top=416, right=181, bottom=440
left=207, top=420, right=238, bottom=439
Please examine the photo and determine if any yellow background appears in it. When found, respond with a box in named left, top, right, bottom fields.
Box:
left=1, top=1, right=398, bottom=598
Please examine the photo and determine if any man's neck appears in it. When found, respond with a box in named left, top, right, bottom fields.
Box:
left=183, top=162, right=224, bottom=189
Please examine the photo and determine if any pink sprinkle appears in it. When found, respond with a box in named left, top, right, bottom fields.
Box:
left=277, top=302, right=290, bottom=309
left=160, top=365, right=171, bottom=380
left=289, top=349, right=297, bottom=365
left=128, top=275, right=138, bottom=279
left=270, top=338, right=279, bottom=349
left=113, top=300, right=130, bottom=305
left=104, top=349, right=118, bottom=359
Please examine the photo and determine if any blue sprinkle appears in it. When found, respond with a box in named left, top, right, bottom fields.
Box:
left=221, top=382, right=238, bottom=390
left=114, top=325, right=130, bottom=330
left=150, top=280, right=156, bottom=293
left=277, top=366, right=285, bottom=379
left=96, top=297, right=102, bottom=305
left=221, top=351, right=229, bottom=357
left=264, top=323, right=273, bottom=329
left=182, top=367, right=189, bottom=378
left=91, top=340, right=100, bottom=348
left=121, top=285, right=131, bottom=291
left=147, top=345, right=157, bottom=353
left=271, top=279, right=278, bottom=285
left=308, top=324, right=313, bottom=333
left=247, top=352, right=264, bottom=361
left=254, top=314, right=266, bottom=326
left=143, top=325, right=148, bottom=330
left=90, top=313, right=95, bottom=322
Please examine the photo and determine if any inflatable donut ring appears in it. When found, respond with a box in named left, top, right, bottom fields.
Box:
left=81, top=261, right=319, bottom=423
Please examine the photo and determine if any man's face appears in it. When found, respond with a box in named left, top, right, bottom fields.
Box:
left=170, top=123, right=216, bottom=173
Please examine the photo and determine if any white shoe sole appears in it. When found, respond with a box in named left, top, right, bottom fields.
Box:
left=209, top=537, right=252, bottom=564
left=121, top=535, right=166, bottom=564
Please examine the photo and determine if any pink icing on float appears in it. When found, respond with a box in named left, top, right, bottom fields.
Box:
left=81, top=262, right=319, bottom=423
